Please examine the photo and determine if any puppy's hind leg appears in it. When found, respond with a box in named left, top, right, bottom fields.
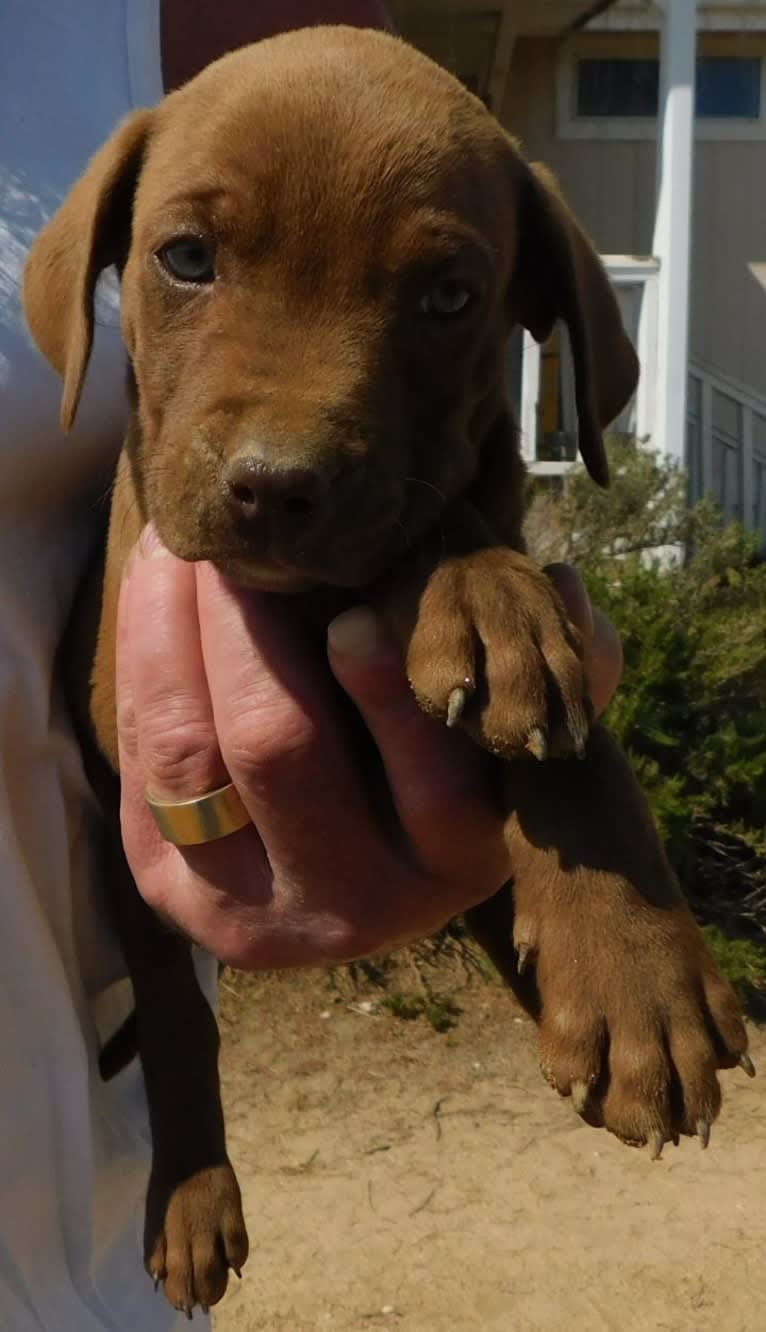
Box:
left=100, top=783, right=249, bottom=1316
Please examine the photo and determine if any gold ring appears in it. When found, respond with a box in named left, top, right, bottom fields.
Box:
left=145, top=781, right=252, bottom=846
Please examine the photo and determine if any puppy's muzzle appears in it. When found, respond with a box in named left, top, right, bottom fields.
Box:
left=225, top=453, right=323, bottom=533
left=209, top=433, right=406, bottom=587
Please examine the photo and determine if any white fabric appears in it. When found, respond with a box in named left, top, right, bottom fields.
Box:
left=0, top=3, right=211, bottom=1328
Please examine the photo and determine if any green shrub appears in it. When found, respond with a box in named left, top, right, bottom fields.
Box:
left=526, top=440, right=766, bottom=981
left=381, top=990, right=462, bottom=1032
left=703, top=926, right=766, bottom=1009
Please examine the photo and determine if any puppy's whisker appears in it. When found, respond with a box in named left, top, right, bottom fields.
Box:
left=405, top=476, right=448, bottom=506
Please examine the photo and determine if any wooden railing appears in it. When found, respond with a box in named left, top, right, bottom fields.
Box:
left=687, top=359, right=766, bottom=544
left=517, top=256, right=766, bottom=547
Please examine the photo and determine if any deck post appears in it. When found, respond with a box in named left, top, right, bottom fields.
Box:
left=650, top=0, right=697, bottom=464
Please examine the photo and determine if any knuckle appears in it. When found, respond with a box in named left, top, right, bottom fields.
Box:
left=221, top=704, right=325, bottom=790
left=320, top=918, right=378, bottom=964
left=142, top=707, right=221, bottom=795
left=115, top=695, right=139, bottom=760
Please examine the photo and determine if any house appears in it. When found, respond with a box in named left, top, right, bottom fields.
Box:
left=389, top=1, right=766, bottom=543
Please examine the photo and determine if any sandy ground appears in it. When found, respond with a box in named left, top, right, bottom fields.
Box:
left=213, top=964, right=766, bottom=1332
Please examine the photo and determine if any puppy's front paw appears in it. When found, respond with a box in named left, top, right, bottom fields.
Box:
left=406, top=549, right=589, bottom=758
left=145, top=1161, right=249, bottom=1316
left=513, top=884, right=752, bottom=1154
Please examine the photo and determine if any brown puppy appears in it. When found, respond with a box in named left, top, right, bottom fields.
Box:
left=24, top=26, right=751, bottom=1316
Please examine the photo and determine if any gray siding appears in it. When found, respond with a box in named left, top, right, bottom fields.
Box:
left=501, top=37, right=766, bottom=400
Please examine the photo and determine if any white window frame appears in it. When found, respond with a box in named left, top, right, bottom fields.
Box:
left=557, top=33, right=766, bottom=142
left=590, top=2, right=766, bottom=36
left=520, top=257, right=660, bottom=474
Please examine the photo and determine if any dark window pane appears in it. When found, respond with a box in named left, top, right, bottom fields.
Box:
left=577, top=58, right=659, bottom=117
left=576, top=55, right=762, bottom=122
left=695, top=58, right=761, bottom=118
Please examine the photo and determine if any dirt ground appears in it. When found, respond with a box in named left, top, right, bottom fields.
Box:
left=213, top=957, right=766, bottom=1332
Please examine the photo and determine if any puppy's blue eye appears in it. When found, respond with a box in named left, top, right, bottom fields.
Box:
left=158, top=237, right=215, bottom=283
left=419, top=282, right=472, bottom=318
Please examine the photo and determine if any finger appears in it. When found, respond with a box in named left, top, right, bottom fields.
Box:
left=588, top=607, right=623, bottom=717
left=120, top=532, right=228, bottom=800
left=328, top=607, right=509, bottom=890
left=545, top=563, right=622, bottom=717
left=115, top=547, right=176, bottom=881
left=116, top=535, right=273, bottom=945
left=545, top=563, right=593, bottom=641
left=196, top=564, right=379, bottom=879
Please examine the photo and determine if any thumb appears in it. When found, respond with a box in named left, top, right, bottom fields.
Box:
left=327, top=607, right=505, bottom=878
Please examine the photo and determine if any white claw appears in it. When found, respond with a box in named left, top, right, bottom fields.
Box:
left=517, top=943, right=530, bottom=976
left=571, top=1080, right=590, bottom=1115
left=697, top=1118, right=711, bottom=1150
left=739, top=1053, right=756, bottom=1078
left=649, top=1131, right=665, bottom=1162
left=525, top=726, right=548, bottom=762
left=446, top=687, right=467, bottom=728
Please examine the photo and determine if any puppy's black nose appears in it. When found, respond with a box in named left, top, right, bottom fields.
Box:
left=225, top=456, right=320, bottom=524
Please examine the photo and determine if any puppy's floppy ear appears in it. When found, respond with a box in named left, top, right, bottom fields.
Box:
left=508, top=160, right=639, bottom=487
left=23, top=110, right=152, bottom=431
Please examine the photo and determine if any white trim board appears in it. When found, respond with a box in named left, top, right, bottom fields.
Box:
left=589, top=3, right=766, bottom=33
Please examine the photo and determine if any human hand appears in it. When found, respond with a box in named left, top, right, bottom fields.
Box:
left=115, top=534, right=621, bottom=968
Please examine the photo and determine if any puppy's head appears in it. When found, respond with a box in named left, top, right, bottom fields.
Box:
left=24, top=26, right=637, bottom=591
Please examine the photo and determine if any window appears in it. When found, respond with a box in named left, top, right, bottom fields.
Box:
left=558, top=38, right=766, bottom=141
left=576, top=58, right=659, bottom=118
left=575, top=56, right=761, bottom=121
left=696, top=57, right=761, bottom=119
